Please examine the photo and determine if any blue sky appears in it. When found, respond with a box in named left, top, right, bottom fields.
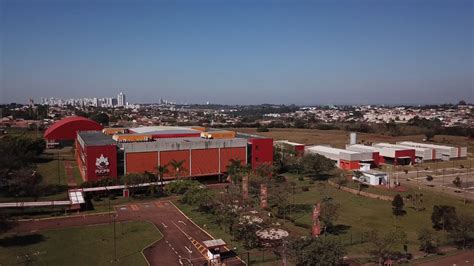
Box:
left=1, top=0, right=472, bottom=105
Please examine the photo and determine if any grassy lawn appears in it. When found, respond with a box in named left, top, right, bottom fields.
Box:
left=284, top=177, right=474, bottom=257
left=0, top=220, right=162, bottom=265
left=341, top=179, right=411, bottom=197
left=36, top=148, right=76, bottom=186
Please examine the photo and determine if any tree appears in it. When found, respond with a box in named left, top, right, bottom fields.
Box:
left=424, top=130, right=436, bottom=141
left=301, top=153, right=335, bottom=179
left=122, top=173, right=148, bottom=196
left=256, top=125, right=269, bottom=132
left=431, top=205, right=459, bottom=231
left=0, top=212, right=16, bottom=233
left=3, top=169, right=43, bottom=198
left=89, top=112, right=110, bottom=126
left=288, top=236, right=345, bottom=266
left=353, top=171, right=365, bottom=191
left=407, top=193, right=424, bottom=212
left=226, top=159, right=246, bottom=184
left=449, top=213, right=474, bottom=249
left=452, top=176, right=462, bottom=188
left=369, top=229, right=407, bottom=265
left=392, top=194, right=405, bottom=216
left=320, top=197, right=340, bottom=233
left=417, top=228, right=439, bottom=254
left=169, top=159, right=186, bottom=179
left=155, top=164, right=169, bottom=194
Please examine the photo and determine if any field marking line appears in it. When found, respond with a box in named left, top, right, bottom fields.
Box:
left=171, top=221, right=208, bottom=260
left=168, top=200, right=247, bottom=265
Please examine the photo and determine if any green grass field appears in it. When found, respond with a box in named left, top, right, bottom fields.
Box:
left=285, top=176, right=474, bottom=257
left=0, top=221, right=162, bottom=265
left=36, top=147, right=80, bottom=186
left=176, top=173, right=474, bottom=263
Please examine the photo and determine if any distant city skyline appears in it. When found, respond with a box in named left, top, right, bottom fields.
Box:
left=1, top=0, right=473, bottom=105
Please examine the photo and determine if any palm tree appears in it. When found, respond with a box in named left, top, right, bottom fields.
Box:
left=155, top=164, right=169, bottom=194
left=227, top=159, right=244, bottom=184
left=169, top=159, right=186, bottom=180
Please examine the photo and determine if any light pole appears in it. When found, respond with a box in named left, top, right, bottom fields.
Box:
left=112, top=214, right=117, bottom=262
left=442, top=168, right=445, bottom=192
left=57, top=151, right=60, bottom=184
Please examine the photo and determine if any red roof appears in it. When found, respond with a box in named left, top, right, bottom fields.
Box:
left=44, top=116, right=103, bottom=141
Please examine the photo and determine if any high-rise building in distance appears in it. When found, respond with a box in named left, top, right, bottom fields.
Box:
left=117, top=92, right=126, bottom=107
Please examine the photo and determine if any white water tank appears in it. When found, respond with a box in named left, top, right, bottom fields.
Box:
left=350, top=132, right=357, bottom=145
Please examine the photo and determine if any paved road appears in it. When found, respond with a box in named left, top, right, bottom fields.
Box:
left=417, top=250, right=474, bottom=266
left=11, top=200, right=244, bottom=266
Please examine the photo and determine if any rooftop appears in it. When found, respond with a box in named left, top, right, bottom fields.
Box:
left=398, top=141, right=462, bottom=149
left=129, top=126, right=200, bottom=135
left=203, top=239, right=227, bottom=248
left=78, top=131, right=116, bottom=146
left=274, top=140, right=305, bottom=146
left=307, top=145, right=360, bottom=154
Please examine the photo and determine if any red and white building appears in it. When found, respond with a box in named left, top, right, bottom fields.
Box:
left=73, top=126, right=273, bottom=182
left=305, top=145, right=375, bottom=170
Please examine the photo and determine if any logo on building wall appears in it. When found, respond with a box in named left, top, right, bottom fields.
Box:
left=95, top=154, right=110, bottom=176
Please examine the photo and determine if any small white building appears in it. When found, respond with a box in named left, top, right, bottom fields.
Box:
left=353, top=169, right=388, bottom=186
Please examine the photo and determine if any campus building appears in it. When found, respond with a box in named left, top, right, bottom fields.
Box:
left=305, top=145, right=376, bottom=170
left=44, top=116, right=103, bottom=147
left=396, top=141, right=467, bottom=161
left=74, top=126, right=273, bottom=182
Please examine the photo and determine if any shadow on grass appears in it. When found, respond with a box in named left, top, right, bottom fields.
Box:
left=328, top=224, right=351, bottom=235
left=288, top=204, right=312, bottom=213
left=221, top=250, right=238, bottom=260
left=0, top=234, right=45, bottom=247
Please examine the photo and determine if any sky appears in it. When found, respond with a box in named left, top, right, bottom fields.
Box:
left=1, top=0, right=473, bottom=105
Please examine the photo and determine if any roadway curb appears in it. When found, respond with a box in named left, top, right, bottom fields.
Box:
left=140, top=220, right=164, bottom=266
left=168, top=200, right=248, bottom=265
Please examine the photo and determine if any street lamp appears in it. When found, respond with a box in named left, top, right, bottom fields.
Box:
left=112, top=214, right=118, bottom=262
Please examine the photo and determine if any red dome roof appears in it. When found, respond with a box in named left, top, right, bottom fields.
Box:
left=44, top=116, right=103, bottom=141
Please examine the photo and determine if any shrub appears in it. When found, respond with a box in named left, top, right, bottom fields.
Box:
left=165, top=180, right=200, bottom=194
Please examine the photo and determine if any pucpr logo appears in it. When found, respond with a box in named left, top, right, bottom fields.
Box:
left=95, top=154, right=110, bottom=175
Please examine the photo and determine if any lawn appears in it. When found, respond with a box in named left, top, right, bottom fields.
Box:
left=284, top=177, right=474, bottom=257
left=0, top=220, right=162, bottom=265
left=36, top=147, right=77, bottom=186
left=175, top=173, right=473, bottom=262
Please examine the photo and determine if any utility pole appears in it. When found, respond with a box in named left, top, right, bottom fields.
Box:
left=57, top=150, right=60, bottom=184
left=442, top=168, right=445, bottom=192
left=112, top=214, right=117, bottom=262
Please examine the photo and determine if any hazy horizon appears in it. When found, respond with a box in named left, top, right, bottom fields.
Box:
left=1, top=0, right=473, bottom=105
